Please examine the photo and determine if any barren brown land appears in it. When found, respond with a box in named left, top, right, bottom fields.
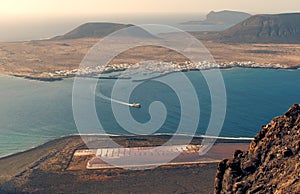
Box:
left=0, top=38, right=299, bottom=79
left=0, top=135, right=249, bottom=193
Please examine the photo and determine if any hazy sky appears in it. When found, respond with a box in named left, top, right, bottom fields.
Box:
left=1, top=0, right=300, bottom=16
left=0, top=0, right=299, bottom=41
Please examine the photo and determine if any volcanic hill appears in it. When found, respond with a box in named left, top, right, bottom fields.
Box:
left=52, top=22, right=133, bottom=40
left=215, top=104, right=300, bottom=193
left=219, top=13, right=300, bottom=43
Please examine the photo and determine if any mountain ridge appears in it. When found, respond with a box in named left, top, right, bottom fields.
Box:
left=52, top=13, right=300, bottom=44
left=219, top=13, right=300, bottom=43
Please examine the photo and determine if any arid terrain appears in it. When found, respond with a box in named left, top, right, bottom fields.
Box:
left=0, top=38, right=299, bottom=79
left=1, top=14, right=300, bottom=80
left=0, top=135, right=249, bottom=193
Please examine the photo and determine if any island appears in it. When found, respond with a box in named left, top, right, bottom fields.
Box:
left=0, top=14, right=300, bottom=81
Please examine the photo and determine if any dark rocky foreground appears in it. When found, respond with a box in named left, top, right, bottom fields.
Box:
left=215, top=104, right=300, bottom=194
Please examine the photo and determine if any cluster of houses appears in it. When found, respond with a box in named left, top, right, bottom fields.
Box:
left=47, top=61, right=292, bottom=77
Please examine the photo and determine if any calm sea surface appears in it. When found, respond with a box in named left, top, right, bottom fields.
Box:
left=0, top=68, right=299, bottom=156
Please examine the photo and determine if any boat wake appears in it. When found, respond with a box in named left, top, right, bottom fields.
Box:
left=94, top=90, right=140, bottom=108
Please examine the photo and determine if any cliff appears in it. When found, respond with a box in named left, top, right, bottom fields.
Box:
left=215, top=104, right=300, bottom=193
left=205, top=11, right=251, bottom=25
left=220, top=13, right=300, bottom=43
left=182, top=10, right=251, bottom=26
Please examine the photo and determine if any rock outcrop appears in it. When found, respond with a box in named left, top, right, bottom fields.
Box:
left=215, top=104, right=300, bottom=194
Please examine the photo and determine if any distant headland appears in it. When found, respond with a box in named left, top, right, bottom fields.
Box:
left=181, top=10, right=251, bottom=26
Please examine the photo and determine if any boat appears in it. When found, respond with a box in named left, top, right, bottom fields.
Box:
left=130, top=103, right=141, bottom=108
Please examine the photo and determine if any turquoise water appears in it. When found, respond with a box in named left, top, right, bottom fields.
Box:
left=0, top=68, right=299, bottom=156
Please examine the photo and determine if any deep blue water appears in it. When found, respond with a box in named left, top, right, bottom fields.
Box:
left=0, top=68, right=299, bottom=156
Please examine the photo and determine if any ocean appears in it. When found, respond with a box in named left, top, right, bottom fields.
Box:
left=0, top=68, right=299, bottom=157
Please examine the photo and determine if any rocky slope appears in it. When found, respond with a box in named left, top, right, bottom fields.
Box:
left=220, top=13, right=300, bottom=43
left=215, top=104, right=300, bottom=194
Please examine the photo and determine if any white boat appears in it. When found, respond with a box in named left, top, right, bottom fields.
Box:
left=130, top=103, right=141, bottom=108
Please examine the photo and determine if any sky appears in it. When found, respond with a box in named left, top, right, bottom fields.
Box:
left=0, top=0, right=299, bottom=41
left=1, top=0, right=300, bottom=15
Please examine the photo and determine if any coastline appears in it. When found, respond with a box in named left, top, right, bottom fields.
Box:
left=0, top=134, right=250, bottom=193
left=13, top=74, right=64, bottom=82
left=0, top=133, right=252, bottom=160
left=7, top=64, right=300, bottom=82
left=1, top=38, right=299, bottom=84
